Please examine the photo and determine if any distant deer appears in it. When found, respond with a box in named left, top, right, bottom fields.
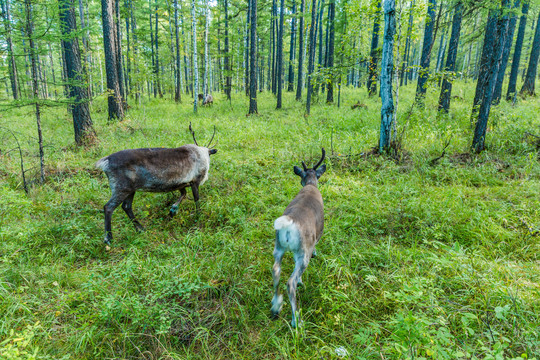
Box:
left=271, top=148, right=326, bottom=328
left=96, top=123, right=217, bottom=245
left=202, top=94, right=213, bottom=106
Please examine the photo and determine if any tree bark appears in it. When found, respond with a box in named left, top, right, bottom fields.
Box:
left=59, top=0, right=95, bottom=145
left=248, top=0, right=258, bottom=114
left=400, top=0, right=414, bottom=86
left=472, top=2, right=510, bottom=153
left=224, top=0, right=231, bottom=100
left=191, top=0, right=198, bottom=112
left=367, top=0, right=381, bottom=96
left=155, top=0, right=162, bottom=97
left=101, top=0, right=124, bottom=120
left=204, top=2, right=209, bottom=96
left=325, top=0, right=335, bottom=103
left=415, top=0, right=436, bottom=104
left=174, top=0, right=181, bottom=102
left=295, top=0, right=305, bottom=100
left=520, top=11, right=540, bottom=96
left=493, top=0, right=520, bottom=104
left=287, top=0, right=297, bottom=92
left=306, top=0, right=317, bottom=115
left=1, top=0, right=20, bottom=99
left=379, top=0, right=396, bottom=152
left=245, top=0, right=251, bottom=96
left=276, top=0, right=285, bottom=108
left=506, top=0, right=529, bottom=100
left=438, top=1, right=462, bottom=113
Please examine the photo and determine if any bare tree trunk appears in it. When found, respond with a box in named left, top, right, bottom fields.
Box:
left=438, top=1, right=462, bottom=112
left=367, top=0, right=381, bottom=96
left=379, top=0, right=396, bottom=152
left=520, top=11, right=540, bottom=96
left=507, top=0, right=529, bottom=100
left=248, top=0, right=258, bottom=114
left=325, top=0, right=335, bottom=103
left=191, top=0, right=198, bottom=112
left=155, top=0, right=162, bottom=97
left=224, top=0, right=231, bottom=100
left=276, top=0, right=285, bottom=108
left=59, top=0, right=95, bottom=145
left=0, top=0, right=20, bottom=99
left=174, top=0, right=181, bottom=102
left=415, top=0, right=436, bottom=104
left=306, top=0, right=317, bottom=115
left=25, top=0, right=45, bottom=183
left=296, top=0, right=305, bottom=100
left=204, top=2, right=209, bottom=96
left=287, top=0, right=297, bottom=92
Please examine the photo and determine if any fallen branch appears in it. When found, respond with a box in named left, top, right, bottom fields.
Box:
left=429, top=137, right=452, bottom=166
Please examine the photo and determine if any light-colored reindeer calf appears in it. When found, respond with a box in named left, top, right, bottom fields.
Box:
left=96, top=124, right=217, bottom=245
left=271, top=148, right=326, bottom=328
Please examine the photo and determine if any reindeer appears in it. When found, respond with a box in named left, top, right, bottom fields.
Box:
left=271, top=148, right=326, bottom=328
left=96, top=123, right=217, bottom=245
left=202, top=94, right=213, bottom=106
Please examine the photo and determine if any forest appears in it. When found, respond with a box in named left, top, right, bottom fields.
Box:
left=0, top=0, right=539, bottom=358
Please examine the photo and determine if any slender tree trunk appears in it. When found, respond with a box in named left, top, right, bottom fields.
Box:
left=149, top=0, right=156, bottom=97
left=245, top=0, right=251, bottom=96
left=315, top=0, right=324, bottom=93
left=287, top=0, right=297, bottom=92
left=204, top=2, right=209, bottom=96
left=367, top=0, right=381, bottom=96
left=400, top=0, right=414, bottom=86
left=174, top=0, right=181, bottom=102
left=248, top=0, right=258, bottom=114
left=59, top=0, right=95, bottom=145
left=24, top=0, right=45, bottom=183
left=296, top=0, right=305, bottom=100
left=124, top=0, right=131, bottom=96
left=493, top=0, right=520, bottom=104
left=271, top=0, right=277, bottom=94
left=114, top=0, right=126, bottom=103
left=276, top=0, right=285, bottom=108
left=506, top=0, right=529, bottom=100
left=1, top=0, right=19, bottom=99
left=520, top=11, right=540, bottom=96
left=379, top=0, right=396, bottom=152
left=415, top=0, right=436, bottom=103
left=101, top=0, right=124, bottom=120
left=438, top=1, right=462, bottom=112
left=472, top=2, right=510, bottom=153
left=155, top=0, right=162, bottom=97
left=306, top=0, right=317, bottom=115
left=325, top=0, right=335, bottom=103
left=224, top=0, right=231, bottom=100
left=191, top=0, right=198, bottom=112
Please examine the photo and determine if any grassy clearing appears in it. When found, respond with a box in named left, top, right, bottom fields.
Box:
left=0, top=81, right=539, bottom=359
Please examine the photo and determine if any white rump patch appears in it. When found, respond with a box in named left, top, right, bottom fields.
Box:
left=274, top=216, right=301, bottom=252
left=95, top=157, right=109, bottom=172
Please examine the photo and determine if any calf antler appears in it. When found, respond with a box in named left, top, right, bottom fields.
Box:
left=313, top=148, right=326, bottom=170
left=189, top=122, right=199, bottom=146
left=206, top=126, right=216, bottom=148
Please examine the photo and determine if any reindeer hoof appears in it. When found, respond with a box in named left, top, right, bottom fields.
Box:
left=312, top=249, right=317, bottom=258
left=271, top=295, right=283, bottom=318
left=103, top=238, right=111, bottom=246
left=169, top=204, right=179, bottom=217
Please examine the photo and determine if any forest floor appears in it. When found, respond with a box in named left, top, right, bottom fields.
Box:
left=0, top=82, right=539, bottom=359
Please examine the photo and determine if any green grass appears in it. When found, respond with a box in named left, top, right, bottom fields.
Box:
left=0, top=82, right=539, bottom=359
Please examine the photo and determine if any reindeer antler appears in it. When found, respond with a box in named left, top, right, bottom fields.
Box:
left=206, top=126, right=216, bottom=148
left=313, top=148, right=326, bottom=170
left=301, top=161, right=308, bottom=171
left=189, top=122, right=199, bottom=146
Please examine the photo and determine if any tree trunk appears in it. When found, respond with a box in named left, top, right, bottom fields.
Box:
left=415, top=0, right=436, bottom=103
left=114, top=0, right=126, bottom=103
left=204, top=2, right=209, bottom=96
left=24, top=0, right=45, bottom=183
left=400, top=0, right=415, bottom=86
left=520, top=11, right=540, bottom=96
left=174, top=0, right=181, bottom=102
left=295, top=0, right=305, bottom=100
left=276, top=0, right=285, bottom=108
left=438, top=1, right=462, bottom=113
left=325, top=0, right=335, bottom=103
left=101, top=0, right=124, bottom=120
left=379, top=0, right=396, bottom=152
left=367, top=0, right=381, bottom=96
left=124, top=0, right=131, bottom=96
left=245, top=0, right=251, bottom=96
left=287, top=0, right=297, bottom=92
left=248, top=0, right=258, bottom=114
left=472, top=3, right=510, bottom=153
left=224, top=0, right=231, bottom=100
left=493, top=0, right=520, bottom=104
left=59, top=0, right=95, bottom=145
left=1, top=0, right=20, bottom=99
left=271, top=0, right=277, bottom=94
left=155, top=0, right=162, bottom=97
left=315, top=0, right=324, bottom=93
left=306, top=0, right=317, bottom=115
left=191, top=0, right=198, bottom=112
left=506, top=0, right=529, bottom=100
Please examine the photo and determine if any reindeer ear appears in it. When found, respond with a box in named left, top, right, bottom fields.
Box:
left=315, top=164, right=326, bottom=178
left=293, top=166, right=305, bottom=177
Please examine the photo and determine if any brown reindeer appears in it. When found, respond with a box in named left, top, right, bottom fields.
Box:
left=96, top=123, right=217, bottom=245
left=271, top=148, right=326, bottom=328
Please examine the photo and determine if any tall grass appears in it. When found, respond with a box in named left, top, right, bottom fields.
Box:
left=0, top=82, right=539, bottom=359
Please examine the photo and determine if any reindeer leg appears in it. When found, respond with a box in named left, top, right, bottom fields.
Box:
left=169, top=188, right=187, bottom=217
left=103, top=192, right=129, bottom=245
left=190, top=183, right=200, bottom=216
left=271, top=242, right=285, bottom=318
left=287, top=252, right=309, bottom=328
left=121, top=192, right=144, bottom=232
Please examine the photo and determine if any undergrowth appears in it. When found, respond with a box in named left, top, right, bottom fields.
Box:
left=0, top=82, right=539, bottom=359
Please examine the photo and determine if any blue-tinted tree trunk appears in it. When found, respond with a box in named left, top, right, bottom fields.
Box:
left=248, top=0, right=258, bottom=113
left=415, top=0, right=436, bottom=104
left=276, top=0, right=285, bottom=108
left=296, top=0, right=305, bottom=100
left=379, top=0, right=395, bottom=152
left=325, top=0, right=335, bottom=103
left=520, top=11, right=540, bottom=96
left=438, top=1, right=462, bottom=113
left=400, top=0, right=414, bottom=87
left=506, top=0, right=529, bottom=100
left=306, top=0, right=318, bottom=115
left=472, top=3, right=510, bottom=153
left=0, top=0, right=19, bottom=99
left=367, top=0, right=381, bottom=96
left=287, top=0, right=297, bottom=92
left=493, top=0, right=520, bottom=104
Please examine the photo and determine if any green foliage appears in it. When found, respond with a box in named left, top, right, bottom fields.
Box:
left=0, top=84, right=539, bottom=358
